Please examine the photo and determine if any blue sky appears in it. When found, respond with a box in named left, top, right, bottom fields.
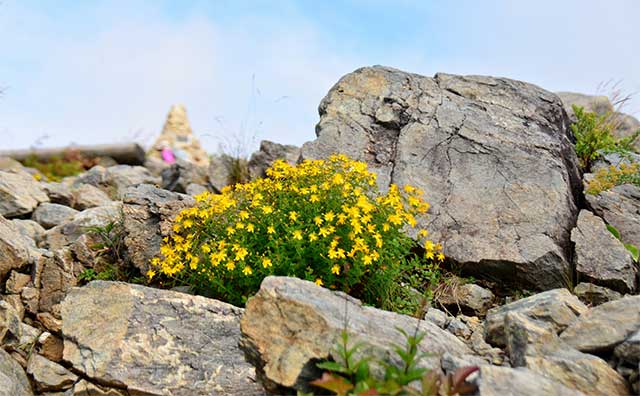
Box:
left=1, top=0, right=638, bottom=153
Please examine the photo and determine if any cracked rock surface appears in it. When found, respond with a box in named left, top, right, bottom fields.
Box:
left=60, top=281, right=264, bottom=396
left=301, top=66, right=581, bottom=289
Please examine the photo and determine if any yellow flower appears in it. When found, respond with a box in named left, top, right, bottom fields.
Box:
left=267, top=226, right=276, bottom=234
left=226, top=226, right=236, bottom=235
left=425, top=251, right=435, bottom=260
left=201, top=244, right=211, bottom=253
left=262, top=258, right=272, bottom=268
left=289, top=211, right=299, bottom=222
left=226, top=261, right=236, bottom=271
left=242, top=266, right=253, bottom=276
left=314, top=216, right=323, bottom=226
left=261, top=205, right=273, bottom=214
left=362, top=254, right=373, bottom=265
left=309, top=233, right=318, bottom=242
left=324, top=211, right=335, bottom=222
left=246, top=223, right=255, bottom=233
left=292, top=230, right=303, bottom=240
left=239, top=210, right=249, bottom=220
left=418, top=229, right=429, bottom=238
left=331, top=264, right=341, bottom=275
left=310, top=194, right=320, bottom=203
left=146, top=269, right=156, bottom=279
left=437, top=252, right=445, bottom=261
left=234, top=248, right=249, bottom=261
left=315, top=278, right=324, bottom=286
left=235, top=222, right=245, bottom=229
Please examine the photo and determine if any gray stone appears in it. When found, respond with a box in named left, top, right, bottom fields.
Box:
left=0, top=300, right=22, bottom=344
left=446, top=317, right=472, bottom=339
left=485, top=288, right=587, bottom=347
left=248, top=140, right=301, bottom=179
left=440, top=352, right=486, bottom=374
left=21, top=286, right=39, bottom=315
left=0, top=348, right=34, bottom=396
left=11, top=219, right=45, bottom=245
left=73, top=165, right=160, bottom=199
left=0, top=216, right=39, bottom=279
left=38, top=249, right=81, bottom=314
left=122, top=184, right=195, bottom=273
left=42, top=202, right=122, bottom=250
left=591, top=150, right=640, bottom=172
left=27, top=354, right=77, bottom=392
left=475, top=365, right=586, bottom=396
left=32, top=203, right=79, bottom=229
left=614, top=330, right=640, bottom=364
left=587, top=184, right=640, bottom=249
left=504, top=312, right=629, bottom=396
left=573, top=282, right=622, bottom=306
left=302, top=67, right=581, bottom=290
left=42, top=182, right=75, bottom=207
left=239, top=276, right=472, bottom=393
left=438, top=282, right=495, bottom=316
left=0, top=170, right=49, bottom=217
left=160, top=159, right=209, bottom=193
left=571, top=210, right=636, bottom=293
left=560, top=295, right=640, bottom=353
left=424, top=307, right=449, bottom=328
left=71, top=183, right=112, bottom=210
left=61, top=281, right=264, bottom=396
left=185, top=183, right=208, bottom=196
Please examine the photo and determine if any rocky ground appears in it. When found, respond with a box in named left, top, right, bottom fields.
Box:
left=1, top=66, right=639, bottom=395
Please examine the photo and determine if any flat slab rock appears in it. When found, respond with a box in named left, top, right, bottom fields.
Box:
left=60, top=281, right=264, bottom=396
left=571, top=210, right=637, bottom=293
left=0, top=348, right=34, bottom=396
left=475, top=365, right=586, bottom=396
left=302, top=66, right=581, bottom=290
left=240, top=276, right=472, bottom=394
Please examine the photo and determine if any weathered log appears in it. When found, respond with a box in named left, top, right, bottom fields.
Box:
left=0, top=143, right=146, bottom=165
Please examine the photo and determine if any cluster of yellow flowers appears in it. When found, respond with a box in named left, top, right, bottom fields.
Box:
left=586, top=162, right=639, bottom=195
left=148, top=154, right=443, bottom=306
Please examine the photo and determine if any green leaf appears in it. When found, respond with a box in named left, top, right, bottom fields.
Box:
left=624, top=243, right=639, bottom=262
left=606, top=224, right=621, bottom=240
left=316, top=361, right=351, bottom=375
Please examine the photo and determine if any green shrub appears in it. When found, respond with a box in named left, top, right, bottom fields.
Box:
left=586, top=162, right=640, bottom=194
left=571, top=105, right=639, bottom=170
left=306, top=329, right=478, bottom=396
left=22, top=149, right=96, bottom=182
left=149, top=154, right=443, bottom=308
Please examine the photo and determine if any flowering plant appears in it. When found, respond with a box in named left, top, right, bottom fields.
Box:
left=149, top=154, right=443, bottom=307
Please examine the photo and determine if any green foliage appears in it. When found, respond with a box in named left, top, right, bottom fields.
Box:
left=307, top=329, right=478, bottom=396
left=86, top=219, right=126, bottom=264
left=150, top=155, right=444, bottom=309
left=606, top=224, right=639, bottom=262
left=571, top=105, right=639, bottom=170
left=22, top=149, right=95, bottom=182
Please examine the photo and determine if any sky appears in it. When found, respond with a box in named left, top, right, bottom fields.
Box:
left=1, top=0, right=639, bottom=154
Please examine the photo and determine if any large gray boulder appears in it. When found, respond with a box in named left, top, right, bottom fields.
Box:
left=560, top=295, right=640, bottom=353
left=484, top=288, right=587, bottom=347
left=61, top=281, right=264, bottom=396
left=0, top=170, right=49, bottom=217
left=571, top=210, right=637, bottom=293
left=0, top=348, right=34, bottom=396
left=239, top=276, right=472, bottom=394
left=587, top=184, right=640, bottom=249
left=122, top=184, right=195, bottom=273
left=302, top=66, right=581, bottom=289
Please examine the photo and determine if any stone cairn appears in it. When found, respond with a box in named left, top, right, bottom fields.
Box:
left=146, top=105, right=210, bottom=167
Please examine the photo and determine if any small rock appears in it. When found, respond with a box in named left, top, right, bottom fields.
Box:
left=185, top=183, right=208, bottom=196
left=573, top=282, right=622, bottom=306
left=42, top=182, right=75, bottom=207
left=18, top=322, right=42, bottom=346
left=424, top=307, right=449, bottom=328
left=0, top=170, right=49, bottom=217
left=440, top=352, right=486, bottom=374
left=614, top=330, right=640, bottom=365
left=32, top=203, right=79, bottom=229
left=447, top=317, right=472, bottom=339
left=73, top=165, right=160, bottom=199
left=248, top=140, right=301, bottom=179
left=207, top=154, right=231, bottom=192
left=438, top=282, right=495, bottom=316
left=485, top=288, right=587, bottom=347
left=37, top=332, right=64, bottom=362
left=475, top=365, right=586, bottom=396
left=0, top=348, right=34, bottom=396
left=71, top=183, right=112, bottom=210
left=38, top=249, right=81, bottom=314
left=35, top=312, right=62, bottom=334
left=20, top=286, right=40, bottom=315
left=2, top=294, right=25, bottom=320
left=11, top=219, right=45, bottom=245
left=0, top=300, right=22, bottom=344
left=5, top=271, right=31, bottom=294
left=560, top=295, right=640, bottom=353
left=571, top=210, right=636, bottom=293
left=27, top=353, right=77, bottom=392
left=587, top=184, right=640, bottom=250
left=0, top=216, right=39, bottom=279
